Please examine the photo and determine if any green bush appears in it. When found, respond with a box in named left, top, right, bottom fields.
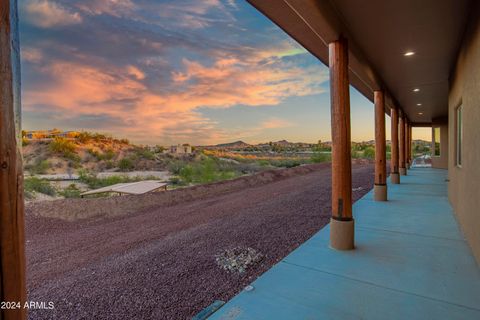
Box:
left=27, top=159, right=51, bottom=174
left=311, top=152, right=331, bottom=163
left=363, top=147, right=375, bottom=159
left=59, top=184, right=81, bottom=198
left=24, top=177, right=56, bottom=196
left=168, top=160, right=188, bottom=174
left=177, top=157, right=239, bottom=185
left=49, top=137, right=76, bottom=155
left=135, top=147, right=155, bottom=160
left=79, top=171, right=130, bottom=189
left=118, top=158, right=134, bottom=171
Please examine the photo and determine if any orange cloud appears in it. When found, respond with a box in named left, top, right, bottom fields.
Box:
left=23, top=43, right=327, bottom=144
left=261, top=118, right=294, bottom=129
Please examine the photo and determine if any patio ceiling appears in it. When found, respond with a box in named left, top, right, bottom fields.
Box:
left=247, top=0, right=472, bottom=124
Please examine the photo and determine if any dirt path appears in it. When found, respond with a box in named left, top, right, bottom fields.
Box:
left=26, top=162, right=375, bottom=320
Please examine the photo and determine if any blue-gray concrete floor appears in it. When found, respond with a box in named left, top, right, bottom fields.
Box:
left=208, top=168, right=480, bottom=320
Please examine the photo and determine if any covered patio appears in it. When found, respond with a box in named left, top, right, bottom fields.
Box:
left=209, top=168, right=480, bottom=319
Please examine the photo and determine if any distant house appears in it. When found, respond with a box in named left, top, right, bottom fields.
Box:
left=24, top=129, right=80, bottom=140
left=170, top=144, right=192, bottom=154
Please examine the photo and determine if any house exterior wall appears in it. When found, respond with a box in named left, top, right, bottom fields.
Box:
left=431, top=117, right=448, bottom=169
left=448, top=3, right=480, bottom=264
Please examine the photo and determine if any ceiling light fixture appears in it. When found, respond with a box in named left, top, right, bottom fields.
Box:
left=418, top=112, right=423, bottom=115
left=417, top=103, right=422, bottom=106
left=413, top=88, right=420, bottom=92
left=404, top=51, right=415, bottom=56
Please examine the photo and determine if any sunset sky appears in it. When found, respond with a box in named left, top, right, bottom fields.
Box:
left=19, top=0, right=430, bottom=145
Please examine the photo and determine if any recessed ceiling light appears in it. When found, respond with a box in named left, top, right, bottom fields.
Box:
left=418, top=112, right=423, bottom=115
left=417, top=103, right=422, bottom=106
left=413, top=88, right=420, bottom=92
left=404, top=51, right=415, bottom=56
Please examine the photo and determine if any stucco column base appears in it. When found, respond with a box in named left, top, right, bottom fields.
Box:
left=400, top=167, right=407, bottom=175
left=374, top=184, right=387, bottom=201
left=391, top=172, right=400, bottom=184
left=330, top=218, right=355, bottom=250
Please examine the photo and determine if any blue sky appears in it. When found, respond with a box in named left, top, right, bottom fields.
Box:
left=19, top=0, right=430, bottom=145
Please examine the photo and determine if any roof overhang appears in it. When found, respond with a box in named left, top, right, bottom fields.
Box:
left=247, top=0, right=472, bottom=125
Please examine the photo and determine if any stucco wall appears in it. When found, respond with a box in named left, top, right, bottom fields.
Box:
left=448, top=4, right=480, bottom=265
left=431, top=118, right=448, bottom=169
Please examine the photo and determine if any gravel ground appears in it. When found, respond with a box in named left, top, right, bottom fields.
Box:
left=26, top=161, right=375, bottom=320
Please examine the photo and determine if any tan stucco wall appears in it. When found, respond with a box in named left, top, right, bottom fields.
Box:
left=448, top=4, right=480, bottom=264
left=431, top=118, right=448, bottom=169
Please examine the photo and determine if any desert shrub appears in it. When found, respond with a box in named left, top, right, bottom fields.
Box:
left=363, top=147, right=375, bottom=159
left=79, top=171, right=157, bottom=189
left=22, top=137, right=29, bottom=146
left=26, top=159, right=51, bottom=174
left=257, top=159, right=271, bottom=167
left=103, top=149, right=116, bottom=160
left=79, top=171, right=128, bottom=189
left=105, top=160, right=115, bottom=169
left=135, top=147, right=155, bottom=160
left=77, top=132, right=94, bottom=144
left=49, top=137, right=76, bottom=155
left=177, top=157, right=239, bottom=184
left=88, top=148, right=116, bottom=161
left=168, top=160, right=188, bottom=174
left=59, top=184, right=81, bottom=198
left=351, top=150, right=361, bottom=159
left=275, top=159, right=302, bottom=168
left=311, top=152, right=331, bottom=163
left=118, top=158, right=134, bottom=171
left=154, top=145, right=166, bottom=153
left=24, top=177, right=56, bottom=196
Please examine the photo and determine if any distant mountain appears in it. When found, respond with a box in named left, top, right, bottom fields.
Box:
left=212, top=141, right=252, bottom=149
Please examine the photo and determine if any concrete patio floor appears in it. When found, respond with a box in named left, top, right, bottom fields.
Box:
left=208, top=168, right=480, bottom=320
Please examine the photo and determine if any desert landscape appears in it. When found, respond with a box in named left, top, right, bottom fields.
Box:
left=25, top=161, right=375, bottom=319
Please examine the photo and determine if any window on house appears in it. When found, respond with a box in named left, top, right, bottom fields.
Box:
left=456, top=105, right=462, bottom=166
left=433, top=127, right=441, bottom=156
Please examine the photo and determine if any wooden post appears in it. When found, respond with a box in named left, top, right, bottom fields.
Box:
left=399, top=111, right=407, bottom=175
left=328, top=37, right=354, bottom=250
left=374, top=91, right=387, bottom=201
left=0, top=1, right=26, bottom=319
left=409, top=124, right=413, bottom=165
left=390, top=107, right=400, bottom=184
left=406, top=121, right=411, bottom=168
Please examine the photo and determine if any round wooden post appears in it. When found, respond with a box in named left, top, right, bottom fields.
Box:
left=374, top=91, right=387, bottom=201
left=0, top=1, right=27, bottom=319
left=328, top=37, right=354, bottom=250
left=399, top=112, right=407, bottom=175
left=390, top=107, right=400, bottom=184
left=406, top=121, right=411, bottom=168
left=409, top=124, right=413, bottom=166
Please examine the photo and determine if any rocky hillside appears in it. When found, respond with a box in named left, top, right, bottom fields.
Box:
left=22, top=133, right=169, bottom=175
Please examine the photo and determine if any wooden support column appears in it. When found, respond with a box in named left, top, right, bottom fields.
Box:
left=406, top=121, right=411, bottom=168
left=390, top=107, right=400, bottom=184
left=399, top=112, right=407, bottom=175
left=409, top=124, right=413, bottom=165
left=0, top=1, right=27, bottom=319
left=374, top=91, right=387, bottom=201
left=328, top=37, right=354, bottom=250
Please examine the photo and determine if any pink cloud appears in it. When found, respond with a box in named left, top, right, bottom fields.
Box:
left=23, top=43, right=327, bottom=144
left=261, top=118, right=294, bottom=129
left=23, top=0, right=82, bottom=28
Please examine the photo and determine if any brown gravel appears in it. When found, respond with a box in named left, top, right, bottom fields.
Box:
left=26, top=161, right=375, bottom=320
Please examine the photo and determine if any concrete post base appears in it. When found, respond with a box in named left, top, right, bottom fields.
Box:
left=391, top=172, right=400, bottom=184
left=374, top=184, right=387, bottom=201
left=330, top=218, right=355, bottom=250
left=400, top=167, right=407, bottom=176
